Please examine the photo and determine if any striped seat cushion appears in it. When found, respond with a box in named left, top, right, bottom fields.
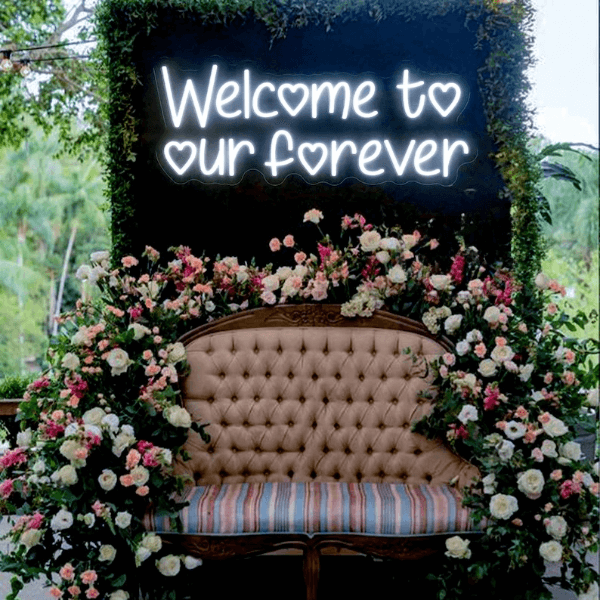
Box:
left=145, top=482, right=483, bottom=537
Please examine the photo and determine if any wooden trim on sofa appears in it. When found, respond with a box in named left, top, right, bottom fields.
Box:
left=178, top=304, right=452, bottom=351
left=0, top=399, right=21, bottom=416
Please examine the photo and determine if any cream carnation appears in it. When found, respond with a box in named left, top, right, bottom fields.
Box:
left=483, top=306, right=501, bottom=324
left=51, top=509, right=74, bottom=531
left=99, top=544, right=117, bottom=562
left=489, top=494, right=518, bottom=520
left=490, top=345, right=515, bottom=363
left=387, top=264, right=407, bottom=284
left=504, top=421, right=527, bottom=440
left=429, top=274, right=452, bottom=291
left=53, top=465, right=78, bottom=486
left=61, top=352, right=80, bottom=370
left=542, top=414, right=569, bottom=438
left=444, top=314, right=463, bottom=335
left=262, top=274, right=280, bottom=292
left=109, top=592, right=129, bottom=600
left=457, top=405, right=478, bottom=424
left=478, top=359, right=497, bottom=378
left=559, top=441, right=582, bottom=462
left=141, top=533, right=163, bottom=553
left=98, top=469, right=117, bottom=491
left=166, top=342, right=186, bottom=364
left=83, top=407, right=106, bottom=426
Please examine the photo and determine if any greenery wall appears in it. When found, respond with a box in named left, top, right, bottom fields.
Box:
left=95, top=0, right=543, bottom=291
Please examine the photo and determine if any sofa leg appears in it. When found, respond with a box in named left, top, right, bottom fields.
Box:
left=303, top=545, right=320, bottom=600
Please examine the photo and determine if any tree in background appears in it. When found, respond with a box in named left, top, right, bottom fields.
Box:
left=0, top=125, right=109, bottom=377
left=0, top=0, right=103, bottom=156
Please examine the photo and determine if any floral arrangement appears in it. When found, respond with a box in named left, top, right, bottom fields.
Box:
left=0, top=210, right=597, bottom=600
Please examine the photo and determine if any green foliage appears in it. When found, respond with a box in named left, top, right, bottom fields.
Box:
left=0, top=375, right=34, bottom=399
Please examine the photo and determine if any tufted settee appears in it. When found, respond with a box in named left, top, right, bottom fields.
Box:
left=144, top=304, right=482, bottom=598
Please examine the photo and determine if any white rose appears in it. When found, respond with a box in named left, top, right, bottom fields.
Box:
left=131, top=465, right=149, bottom=486
left=457, top=405, right=478, bottom=424
left=517, top=469, right=545, bottom=499
left=491, top=345, right=514, bottom=363
left=113, top=427, right=136, bottom=456
left=541, top=440, right=558, bottom=458
left=456, top=291, right=472, bottom=304
left=402, top=234, right=418, bottom=249
left=165, top=405, right=192, bottom=428
left=115, top=511, right=132, bottom=529
left=542, top=415, right=569, bottom=438
left=98, top=469, right=117, bottom=491
left=379, top=237, right=400, bottom=251
left=375, top=250, right=390, bottom=264
left=430, top=274, right=452, bottom=291
left=534, top=272, right=550, bottom=290
left=585, top=388, right=599, bottom=407
left=135, top=546, right=152, bottom=565
left=445, top=536, right=471, bottom=559
left=102, top=413, right=120, bottom=432
left=465, top=329, right=482, bottom=343
left=545, top=516, right=568, bottom=540
left=482, top=473, right=496, bottom=495
left=303, top=208, right=323, bottom=224
left=539, top=540, right=563, bottom=562
left=559, top=441, right=582, bottom=462
left=504, top=421, right=527, bottom=440
left=359, top=230, right=382, bottom=252
left=166, top=342, right=186, bottom=364
left=489, top=494, right=518, bottom=520
left=184, top=556, right=203, bottom=569
left=53, top=464, right=78, bottom=486
left=578, top=582, right=599, bottom=600
left=81, top=513, right=96, bottom=528
left=141, top=533, right=163, bottom=553
left=71, top=327, right=89, bottom=346
left=106, top=348, right=131, bottom=376
left=83, top=407, right=106, bottom=426
left=156, top=554, right=181, bottom=577
left=444, top=314, right=463, bottom=335
left=16, top=429, right=33, bottom=448
left=109, top=592, right=129, bottom=600
left=498, top=440, right=515, bottom=462
left=483, top=306, right=501, bottom=324
left=20, top=529, right=43, bottom=548
left=51, top=509, right=74, bottom=531
left=61, top=352, right=80, bottom=370
left=478, top=359, right=497, bottom=378
left=387, top=264, right=407, bottom=284
left=518, top=363, right=534, bottom=382
left=76, top=264, right=92, bottom=281
left=128, top=323, right=151, bottom=340
left=99, top=544, right=117, bottom=562
left=262, top=274, right=280, bottom=292
left=455, top=341, right=470, bottom=356
left=32, top=459, right=46, bottom=475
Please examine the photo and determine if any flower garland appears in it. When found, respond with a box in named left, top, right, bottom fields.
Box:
left=0, top=210, right=597, bottom=600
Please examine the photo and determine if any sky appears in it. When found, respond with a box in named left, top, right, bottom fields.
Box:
left=528, top=0, right=599, bottom=147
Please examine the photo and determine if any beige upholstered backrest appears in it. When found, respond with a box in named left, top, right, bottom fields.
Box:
left=177, top=305, right=478, bottom=488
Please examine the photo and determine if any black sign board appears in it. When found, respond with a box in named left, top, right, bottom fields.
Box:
left=125, top=4, right=510, bottom=264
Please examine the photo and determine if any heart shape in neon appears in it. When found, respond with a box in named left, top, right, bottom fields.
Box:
left=278, top=83, right=310, bottom=117
left=298, top=143, right=328, bottom=176
left=164, top=141, right=197, bottom=176
left=428, top=83, right=461, bottom=118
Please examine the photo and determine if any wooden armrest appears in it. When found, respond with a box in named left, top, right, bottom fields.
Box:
left=0, top=399, right=22, bottom=416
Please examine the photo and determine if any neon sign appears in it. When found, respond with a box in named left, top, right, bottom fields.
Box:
left=156, top=64, right=474, bottom=184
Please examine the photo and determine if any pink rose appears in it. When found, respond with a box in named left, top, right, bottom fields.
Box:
left=269, top=238, right=281, bottom=252
left=85, top=588, right=99, bottom=599
left=81, top=570, right=97, bottom=585
left=283, top=235, right=295, bottom=248
left=60, top=563, right=75, bottom=581
left=121, top=256, right=139, bottom=268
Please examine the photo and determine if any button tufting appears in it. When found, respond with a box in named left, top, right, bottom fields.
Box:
left=390, top=448, right=398, bottom=454
left=299, top=446, right=305, bottom=453
left=288, top=470, right=294, bottom=478
left=381, top=374, right=387, bottom=381
left=310, top=470, right=317, bottom=479
left=404, top=374, right=411, bottom=380
left=400, top=473, right=408, bottom=481
left=323, top=349, right=329, bottom=355
left=255, top=447, right=261, bottom=453
left=231, top=395, right=237, bottom=402
left=334, top=423, right=340, bottom=430
left=277, top=347, right=283, bottom=354
left=391, top=398, right=398, bottom=405
left=344, top=447, right=352, bottom=455
left=230, top=349, right=236, bottom=355
left=288, top=421, right=294, bottom=427
left=231, top=447, right=238, bottom=453
left=379, top=423, right=385, bottom=430
left=254, top=348, right=260, bottom=354
left=347, top=397, right=353, bottom=404
left=243, top=372, right=250, bottom=379
left=348, top=349, right=353, bottom=355
left=208, top=447, right=215, bottom=454
left=264, top=469, right=270, bottom=476
left=276, top=396, right=282, bottom=403
left=265, top=421, right=272, bottom=428
left=358, top=374, right=364, bottom=381
left=243, top=421, right=249, bottom=427
left=242, top=470, right=250, bottom=477
left=378, top=471, right=385, bottom=478
left=219, top=372, right=226, bottom=379
left=372, top=349, right=377, bottom=356
left=335, top=373, right=342, bottom=380
left=322, top=397, right=329, bottom=404
left=425, top=474, right=433, bottom=483
left=403, top=422, right=410, bottom=429
left=288, top=372, right=295, bottom=380
left=208, top=397, right=214, bottom=404
left=277, top=447, right=284, bottom=454
left=265, top=371, right=271, bottom=379
left=367, top=397, right=374, bottom=404
left=414, top=448, right=422, bottom=456
left=312, top=373, right=319, bottom=380
left=356, top=423, right=362, bottom=430
left=254, top=395, right=260, bottom=402
left=299, top=396, right=305, bottom=403
left=334, top=473, right=341, bottom=480
left=301, top=347, right=306, bottom=354
left=312, top=421, right=318, bottom=429
left=366, top=447, right=373, bottom=454
left=323, top=446, right=329, bottom=453
left=356, top=472, right=363, bottom=481
left=221, top=421, right=228, bottom=428
left=219, top=470, right=228, bottom=478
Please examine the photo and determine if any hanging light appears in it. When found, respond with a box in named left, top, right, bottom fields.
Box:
left=18, top=59, right=31, bottom=77
left=1, top=51, right=13, bottom=72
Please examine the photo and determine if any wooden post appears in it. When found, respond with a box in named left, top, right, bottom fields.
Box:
left=303, top=544, right=320, bottom=600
